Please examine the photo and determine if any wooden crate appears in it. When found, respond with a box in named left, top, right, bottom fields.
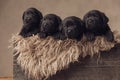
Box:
left=13, top=44, right=120, bottom=80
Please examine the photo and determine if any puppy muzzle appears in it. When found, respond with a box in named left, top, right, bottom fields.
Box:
left=25, top=17, right=32, bottom=23
left=65, top=28, right=79, bottom=39
left=41, top=22, right=54, bottom=33
left=86, top=17, right=100, bottom=29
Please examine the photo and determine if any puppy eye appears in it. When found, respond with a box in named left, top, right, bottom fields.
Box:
left=26, top=12, right=30, bottom=14
left=43, top=18, right=46, bottom=20
left=27, top=11, right=34, bottom=15
left=64, top=26, right=68, bottom=28
left=49, top=18, right=52, bottom=20
left=93, top=14, right=98, bottom=17
left=66, top=26, right=69, bottom=28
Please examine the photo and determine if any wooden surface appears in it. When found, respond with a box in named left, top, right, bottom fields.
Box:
left=0, top=78, right=12, bottom=80
left=14, top=44, right=120, bottom=80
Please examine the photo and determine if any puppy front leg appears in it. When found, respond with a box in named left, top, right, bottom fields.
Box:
left=38, top=32, right=47, bottom=38
left=27, top=29, right=40, bottom=37
left=53, top=33, right=66, bottom=40
left=59, top=34, right=66, bottom=40
left=19, top=27, right=28, bottom=38
left=85, top=32, right=95, bottom=41
left=105, top=30, right=114, bottom=42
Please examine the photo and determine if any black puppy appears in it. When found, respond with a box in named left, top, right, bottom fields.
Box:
left=60, top=16, right=85, bottom=40
left=39, top=14, right=62, bottom=38
left=83, top=10, right=114, bottom=41
left=19, top=8, right=43, bottom=37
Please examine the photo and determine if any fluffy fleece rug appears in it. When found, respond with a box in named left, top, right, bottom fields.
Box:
left=10, top=31, right=120, bottom=80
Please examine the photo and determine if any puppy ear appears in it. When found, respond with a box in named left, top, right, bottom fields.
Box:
left=56, top=16, right=62, bottom=25
left=83, top=15, right=86, bottom=22
left=40, top=18, right=44, bottom=23
left=39, top=18, right=44, bottom=30
left=56, top=16, right=62, bottom=32
left=59, top=24, right=64, bottom=34
left=101, top=13, right=109, bottom=24
left=79, top=19, right=84, bottom=27
left=81, top=21, right=86, bottom=33
left=39, top=13, right=43, bottom=20
left=83, top=13, right=89, bottom=22
left=22, top=12, right=25, bottom=20
left=37, top=10, right=43, bottom=20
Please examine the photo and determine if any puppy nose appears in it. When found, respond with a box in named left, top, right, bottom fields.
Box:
left=44, top=23, right=49, bottom=26
left=26, top=17, right=31, bottom=21
left=88, top=19, right=94, bottom=24
left=67, top=29, right=71, bottom=33
left=41, top=27, right=46, bottom=32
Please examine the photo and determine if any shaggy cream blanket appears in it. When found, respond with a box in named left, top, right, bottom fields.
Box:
left=10, top=31, right=120, bottom=80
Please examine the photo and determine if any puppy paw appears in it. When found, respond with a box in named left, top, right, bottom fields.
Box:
left=53, top=33, right=66, bottom=40
left=58, top=33, right=66, bottom=40
left=86, top=33, right=95, bottom=41
left=53, top=34, right=60, bottom=40
left=38, top=32, right=47, bottom=38
left=105, top=30, right=114, bottom=42
left=58, top=35, right=66, bottom=40
left=19, top=32, right=27, bottom=38
left=27, top=33, right=33, bottom=37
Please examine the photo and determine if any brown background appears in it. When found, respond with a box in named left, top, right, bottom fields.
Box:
left=0, top=0, right=120, bottom=77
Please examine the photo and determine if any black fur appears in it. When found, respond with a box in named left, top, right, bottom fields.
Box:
left=83, top=10, right=114, bottom=41
left=19, top=8, right=43, bottom=37
left=60, top=16, right=85, bottom=41
left=39, top=14, right=62, bottom=39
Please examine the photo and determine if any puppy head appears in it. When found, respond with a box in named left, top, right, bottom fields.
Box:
left=83, top=10, right=109, bottom=31
left=22, top=7, right=43, bottom=24
left=62, top=16, right=84, bottom=40
left=40, top=14, right=61, bottom=34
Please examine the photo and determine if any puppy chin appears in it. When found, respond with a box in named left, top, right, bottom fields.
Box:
left=86, top=20, right=101, bottom=30
left=65, top=33, right=76, bottom=39
left=41, top=27, right=51, bottom=33
left=86, top=24, right=95, bottom=30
